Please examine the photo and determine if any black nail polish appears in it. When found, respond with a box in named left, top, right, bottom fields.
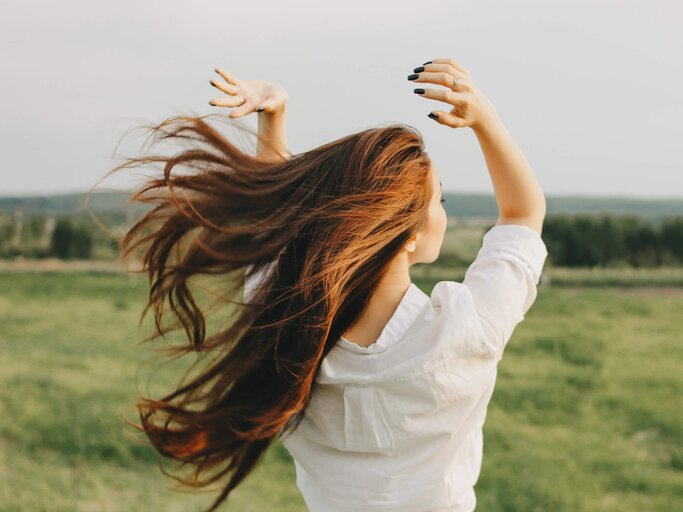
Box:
left=407, top=73, right=419, bottom=81
left=413, top=66, right=425, bottom=73
left=428, top=112, right=439, bottom=120
left=414, top=88, right=425, bottom=94
left=423, top=61, right=432, bottom=65
left=210, top=80, right=215, bottom=87
left=257, top=108, right=265, bottom=112
left=209, top=101, right=214, bottom=106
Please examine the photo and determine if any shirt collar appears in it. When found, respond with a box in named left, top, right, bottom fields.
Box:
left=337, top=283, right=430, bottom=354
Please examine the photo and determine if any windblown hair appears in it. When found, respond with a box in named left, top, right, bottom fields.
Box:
left=104, top=112, right=432, bottom=511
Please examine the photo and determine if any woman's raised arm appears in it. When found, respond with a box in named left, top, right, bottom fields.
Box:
left=210, top=67, right=290, bottom=162
left=471, top=112, right=546, bottom=234
left=256, top=104, right=288, bottom=162
left=408, top=57, right=546, bottom=235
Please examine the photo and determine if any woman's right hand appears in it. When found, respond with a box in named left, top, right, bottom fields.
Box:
left=210, top=67, right=288, bottom=119
left=407, top=58, right=498, bottom=131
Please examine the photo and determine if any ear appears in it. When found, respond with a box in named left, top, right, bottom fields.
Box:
left=404, top=236, right=417, bottom=253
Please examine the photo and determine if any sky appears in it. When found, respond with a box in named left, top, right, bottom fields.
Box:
left=1, top=0, right=681, bottom=199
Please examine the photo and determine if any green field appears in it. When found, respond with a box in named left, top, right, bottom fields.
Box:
left=1, top=271, right=682, bottom=511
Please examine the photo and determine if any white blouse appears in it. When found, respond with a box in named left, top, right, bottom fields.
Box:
left=244, top=224, right=549, bottom=512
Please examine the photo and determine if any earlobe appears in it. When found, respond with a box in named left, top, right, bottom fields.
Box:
left=405, top=240, right=416, bottom=252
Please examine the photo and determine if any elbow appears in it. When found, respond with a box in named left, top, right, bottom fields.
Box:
left=498, top=196, right=547, bottom=236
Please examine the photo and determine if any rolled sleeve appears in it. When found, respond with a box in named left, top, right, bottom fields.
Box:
left=462, top=224, right=549, bottom=360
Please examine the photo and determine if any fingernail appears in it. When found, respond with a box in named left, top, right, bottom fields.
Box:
left=209, top=101, right=215, bottom=106
left=413, top=66, right=425, bottom=73
left=210, top=80, right=215, bottom=87
left=414, top=88, right=425, bottom=95
left=407, top=73, right=419, bottom=81
left=423, top=61, right=432, bottom=65
left=428, top=112, right=439, bottom=120
left=257, top=107, right=265, bottom=112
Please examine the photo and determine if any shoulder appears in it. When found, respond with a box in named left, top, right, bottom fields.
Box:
left=430, top=280, right=468, bottom=305
left=429, top=280, right=478, bottom=318
left=429, top=280, right=480, bottom=327
left=425, top=280, right=497, bottom=358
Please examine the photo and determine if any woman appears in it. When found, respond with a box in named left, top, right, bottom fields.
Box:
left=113, top=57, right=548, bottom=511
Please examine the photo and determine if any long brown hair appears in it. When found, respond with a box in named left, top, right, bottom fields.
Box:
left=104, top=111, right=432, bottom=510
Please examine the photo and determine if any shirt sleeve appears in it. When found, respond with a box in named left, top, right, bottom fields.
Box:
left=461, top=223, right=549, bottom=360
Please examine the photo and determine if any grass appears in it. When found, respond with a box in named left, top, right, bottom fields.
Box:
left=0, top=271, right=682, bottom=511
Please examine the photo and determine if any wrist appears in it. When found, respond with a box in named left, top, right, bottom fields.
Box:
left=258, top=102, right=287, bottom=118
left=471, top=109, right=503, bottom=138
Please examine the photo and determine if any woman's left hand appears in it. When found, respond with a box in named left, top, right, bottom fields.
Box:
left=209, top=67, right=288, bottom=118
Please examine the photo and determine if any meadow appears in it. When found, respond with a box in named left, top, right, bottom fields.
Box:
left=0, top=269, right=682, bottom=511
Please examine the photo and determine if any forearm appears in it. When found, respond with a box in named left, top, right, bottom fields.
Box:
left=256, top=104, right=289, bottom=162
left=473, top=114, right=546, bottom=221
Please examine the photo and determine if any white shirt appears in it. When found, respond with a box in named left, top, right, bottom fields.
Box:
left=245, top=224, right=549, bottom=511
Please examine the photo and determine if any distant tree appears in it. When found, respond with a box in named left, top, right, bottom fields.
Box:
left=0, top=215, right=14, bottom=253
left=51, top=218, right=73, bottom=259
left=596, top=215, right=625, bottom=265
left=72, top=224, right=93, bottom=258
left=542, top=214, right=572, bottom=266
left=544, top=214, right=603, bottom=267
left=621, top=216, right=660, bottom=267
left=50, top=217, right=93, bottom=259
left=573, top=215, right=603, bottom=267
left=543, top=213, right=670, bottom=268
left=26, top=214, right=46, bottom=239
left=660, top=216, right=683, bottom=263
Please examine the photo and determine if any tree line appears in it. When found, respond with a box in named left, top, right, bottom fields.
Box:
left=540, top=213, right=683, bottom=267
left=0, top=212, right=681, bottom=267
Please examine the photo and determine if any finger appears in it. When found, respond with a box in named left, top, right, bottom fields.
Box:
left=428, top=57, right=468, bottom=75
left=209, top=95, right=246, bottom=108
left=413, top=87, right=468, bottom=107
left=414, top=62, right=465, bottom=80
left=228, top=101, right=256, bottom=118
left=214, top=67, right=238, bottom=86
left=427, top=110, right=467, bottom=128
left=210, top=78, right=239, bottom=95
left=408, top=71, right=462, bottom=91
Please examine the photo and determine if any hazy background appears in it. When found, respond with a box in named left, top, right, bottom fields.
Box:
left=1, top=0, right=681, bottom=199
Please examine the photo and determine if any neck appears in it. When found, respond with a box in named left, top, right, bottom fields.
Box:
left=371, top=252, right=412, bottom=304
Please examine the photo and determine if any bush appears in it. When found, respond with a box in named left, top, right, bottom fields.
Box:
left=543, top=213, right=682, bottom=268
left=50, top=217, right=93, bottom=259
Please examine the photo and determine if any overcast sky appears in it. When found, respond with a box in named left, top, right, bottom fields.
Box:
left=1, top=0, right=681, bottom=199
